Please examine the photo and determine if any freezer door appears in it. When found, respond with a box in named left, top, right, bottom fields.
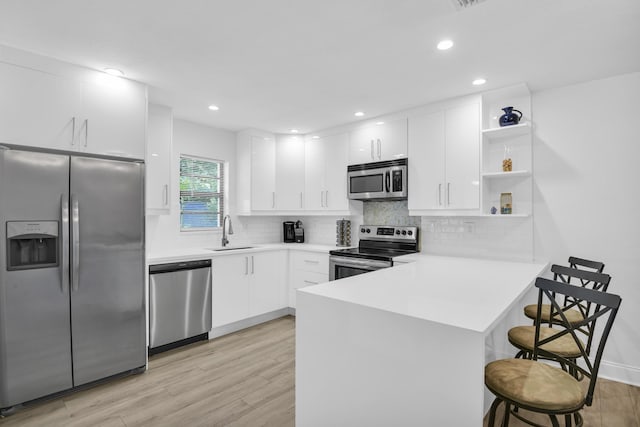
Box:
left=0, top=148, right=72, bottom=408
left=69, top=156, right=145, bottom=386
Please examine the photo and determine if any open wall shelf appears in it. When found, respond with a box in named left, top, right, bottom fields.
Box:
left=481, top=84, right=533, bottom=218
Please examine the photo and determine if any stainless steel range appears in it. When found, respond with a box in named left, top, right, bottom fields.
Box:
left=329, top=225, right=419, bottom=281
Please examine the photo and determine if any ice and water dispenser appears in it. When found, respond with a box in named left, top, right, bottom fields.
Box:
left=6, top=221, right=59, bottom=270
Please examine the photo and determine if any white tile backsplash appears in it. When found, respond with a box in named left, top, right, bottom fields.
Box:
left=362, top=200, right=420, bottom=226
left=420, top=216, right=533, bottom=261
left=281, top=215, right=363, bottom=246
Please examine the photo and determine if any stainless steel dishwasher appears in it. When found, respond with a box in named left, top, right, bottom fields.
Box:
left=149, top=259, right=212, bottom=354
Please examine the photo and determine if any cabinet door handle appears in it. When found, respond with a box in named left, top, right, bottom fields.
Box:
left=377, top=139, right=381, bottom=159
left=300, top=192, right=303, bottom=208
left=84, top=119, right=89, bottom=147
left=447, top=182, right=451, bottom=206
left=272, top=192, right=275, bottom=208
left=251, top=256, right=255, bottom=274
left=304, top=280, right=319, bottom=285
left=438, top=183, right=442, bottom=206
left=304, top=259, right=320, bottom=264
left=70, top=117, right=76, bottom=146
left=245, top=256, right=249, bottom=275
left=370, top=140, right=374, bottom=160
left=163, top=184, right=168, bottom=206
left=325, top=190, right=328, bottom=208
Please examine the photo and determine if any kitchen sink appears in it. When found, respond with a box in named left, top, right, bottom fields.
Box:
left=207, top=246, right=254, bottom=252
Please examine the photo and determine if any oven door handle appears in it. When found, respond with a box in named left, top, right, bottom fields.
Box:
left=330, top=256, right=392, bottom=269
left=385, top=171, right=390, bottom=193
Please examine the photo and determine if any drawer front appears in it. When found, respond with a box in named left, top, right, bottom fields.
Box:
left=289, top=270, right=329, bottom=308
left=290, top=251, right=329, bottom=274
left=290, top=270, right=329, bottom=290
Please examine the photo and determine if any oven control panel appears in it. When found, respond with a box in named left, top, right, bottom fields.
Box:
left=358, top=225, right=418, bottom=242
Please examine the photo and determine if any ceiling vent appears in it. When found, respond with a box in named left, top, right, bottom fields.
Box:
left=450, top=0, right=486, bottom=10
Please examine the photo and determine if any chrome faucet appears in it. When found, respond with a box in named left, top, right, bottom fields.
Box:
left=222, top=215, right=234, bottom=247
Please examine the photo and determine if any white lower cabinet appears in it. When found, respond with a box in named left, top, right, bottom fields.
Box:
left=249, top=250, right=287, bottom=316
left=211, top=254, right=250, bottom=327
left=211, top=250, right=287, bottom=328
left=288, top=251, right=329, bottom=308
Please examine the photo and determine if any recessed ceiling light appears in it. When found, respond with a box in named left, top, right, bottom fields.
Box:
left=104, top=68, right=124, bottom=77
left=472, top=78, right=487, bottom=86
left=354, top=111, right=365, bottom=117
left=208, top=105, right=220, bottom=111
left=290, top=129, right=299, bottom=133
left=375, top=121, right=385, bottom=125
left=437, top=40, right=454, bottom=50
left=312, top=135, right=320, bottom=139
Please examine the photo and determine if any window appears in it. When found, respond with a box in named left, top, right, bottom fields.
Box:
left=179, top=155, right=224, bottom=230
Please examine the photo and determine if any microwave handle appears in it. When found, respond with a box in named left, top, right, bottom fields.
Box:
left=385, top=171, right=390, bottom=192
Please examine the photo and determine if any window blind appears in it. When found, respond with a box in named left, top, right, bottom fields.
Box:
left=179, top=154, right=224, bottom=230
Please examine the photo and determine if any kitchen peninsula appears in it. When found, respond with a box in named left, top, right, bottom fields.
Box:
left=295, top=255, right=548, bottom=427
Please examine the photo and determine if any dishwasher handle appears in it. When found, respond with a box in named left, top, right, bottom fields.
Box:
left=149, top=259, right=212, bottom=274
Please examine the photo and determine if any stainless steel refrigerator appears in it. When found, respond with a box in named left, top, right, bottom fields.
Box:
left=0, top=145, right=145, bottom=413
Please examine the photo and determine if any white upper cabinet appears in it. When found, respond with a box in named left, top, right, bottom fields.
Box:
left=348, top=118, right=408, bottom=164
left=250, top=135, right=277, bottom=211
left=304, top=137, right=325, bottom=211
left=237, top=129, right=359, bottom=216
left=0, top=60, right=146, bottom=159
left=275, top=135, right=305, bottom=211
left=444, top=102, right=481, bottom=210
left=305, top=132, right=350, bottom=212
left=0, top=62, right=81, bottom=150
left=408, top=99, right=480, bottom=214
left=408, top=110, right=445, bottom=210
left=236, top=130, right=277, bottom=213
left=79, top=76, right=147, bottom=159
left=146, top=104, right=173, bottom=215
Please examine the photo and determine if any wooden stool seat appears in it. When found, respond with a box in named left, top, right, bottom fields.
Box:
left=523, top=304, right=584, bottom=325
left=485, top=358, right=583, bottom=412
left=508, top=325, right=585, bottom=358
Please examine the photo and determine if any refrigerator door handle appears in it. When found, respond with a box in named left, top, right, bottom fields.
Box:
left=71, top=195, right=80, bottom=291
left=61, top=194, right=70, bottom=293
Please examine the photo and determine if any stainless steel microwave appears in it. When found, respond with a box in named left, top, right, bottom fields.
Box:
left=347, top=158, right=408, bottom=201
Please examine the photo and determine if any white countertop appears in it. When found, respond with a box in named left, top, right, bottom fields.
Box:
left=147, top=243, right=342, bottom=264
left=299, top=254, right=548, bottom=334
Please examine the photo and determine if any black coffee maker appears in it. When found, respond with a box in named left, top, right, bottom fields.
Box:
left=283, top=221, right=295, bottom=243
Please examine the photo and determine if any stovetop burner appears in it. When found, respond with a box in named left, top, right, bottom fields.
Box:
left=329, top=225, right=419, bottom=262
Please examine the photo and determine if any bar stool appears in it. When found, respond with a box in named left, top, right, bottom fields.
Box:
left=508, top=265, right=611, bottom=372
left=485, top=277, right=621, bottom=427
left=522, top=257, right=605, bottom=324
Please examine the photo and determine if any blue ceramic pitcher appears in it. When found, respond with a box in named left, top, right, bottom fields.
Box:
left=499, top=106, right=523, bottom=127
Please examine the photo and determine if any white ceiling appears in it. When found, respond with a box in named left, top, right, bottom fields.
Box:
left=1, top=0, right=639, bottom=134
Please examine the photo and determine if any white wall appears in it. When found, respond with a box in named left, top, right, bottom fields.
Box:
left=532, top=72, right=640, bottom=385
left=146, top=119, right=281, bottom=252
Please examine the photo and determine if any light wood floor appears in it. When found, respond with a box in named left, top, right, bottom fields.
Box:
left=1, top=315, right=638, bottom=427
